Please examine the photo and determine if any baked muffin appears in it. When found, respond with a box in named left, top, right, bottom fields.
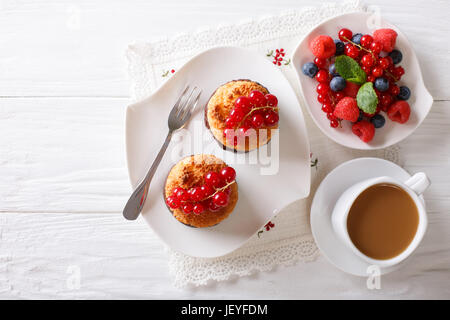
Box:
left=205, top=80, right=279, bottom=152
left=164, top=154, right=238, bottom=228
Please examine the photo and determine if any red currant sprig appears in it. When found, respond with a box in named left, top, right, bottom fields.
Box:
left=223, top=91, right=279, bottom=145
left=166, top=166, right=236, bottom=215
left=338, top=29, right=384, bottom=62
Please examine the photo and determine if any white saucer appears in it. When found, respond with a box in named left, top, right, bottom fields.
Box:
left=310, top=157, right=425, bottom=276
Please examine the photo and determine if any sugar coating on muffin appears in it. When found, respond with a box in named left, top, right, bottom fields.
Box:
left=206, top=80, right=277, bottom=151
left=164, top=154, right=238, bottom=228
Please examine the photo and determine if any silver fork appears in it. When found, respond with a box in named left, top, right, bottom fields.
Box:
left=123, top=86, right=202, bottom=220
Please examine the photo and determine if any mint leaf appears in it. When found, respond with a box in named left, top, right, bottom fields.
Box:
left=334, top=55, right=366, bottom=85
left=356, top=82, right=378, bottom=114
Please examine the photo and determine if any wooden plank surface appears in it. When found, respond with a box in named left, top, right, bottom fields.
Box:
left=0, top=0, right=448, bottom=99
left=0, top=0, right=449, bottom=299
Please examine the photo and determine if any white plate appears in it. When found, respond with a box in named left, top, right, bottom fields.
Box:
left=125, top=46, right=311, bottom=258
left=310, top=157, right=425, bottom=276
left=291, top=12, right=433, bottom=150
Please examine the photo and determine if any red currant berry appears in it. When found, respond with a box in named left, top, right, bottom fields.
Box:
left=380, top=93, right=393, bottom=107
left=189, top=186, right=204, bottom=202
left=204, top=171, right=224, bottom=188
left=264, top=111, right=279, bottom=126
left=314, top=57, right=327, bottom=68
left=193, top=203, right=205, bottom=215
left=182, top=203, right=194, bottom=214
left=234, top=96, right=252, bottom=114
left=243, top=116, right=253, bottom=128
left=378, top=57, right=390, bottom=70
left=367, top=75, right=375, bottom=82
left=249, top=90, right=266, bottom=107
left=225, top=117, right=236, bottom=129
left=220, top=166, right=236, bottom=183
left=223, top=128, right=235, bottom=138
left=322, top=103, right=333, bottom=113
left=172, top=187, right=184, bottom=197
left=224, top=186, right=231, bottom=195
left=265, top=94, right=278, bottom=107
left=361, top=65, right=372, bottom=74
left=250, top=113, right=264, bottom=128
left=327, top=112, right=337, bottom=121
left=372, top=67, right=383, bottom=78
left=330, top=119, right=339, bottom=128
left=394, top=66, right=405, bottom=77
left=238, top=126, right=252, bottom=137
left=385, top=56, right=393, bottom=66
left=344, top=44, right=359, bottom=59
left=370, top=42, right=382, bottom=55
left=316, top=83, right=330, bottom=95
left=360, top=34, right=373, bottom=48
left=208, top=200, right=221, bottom=212
left=390, top=85, right=400, bottom=96
left=200, top=184, right=214, bottom=198
left=213, top=191, right=229, bottom=207
left=317, top=93, right=331, bottom=104
left=338, top=28, right=353, bottom=41
left=334, top=92, right=345, bottom=101
left=229, top=108, right=245, bottom=122
left=166, top=196, right=180, bottom=209
left=175, top=188, right=189, bottom=202
left=361, top=54, right=375, bottom=67
left=315, top=69, right=329, bottom=83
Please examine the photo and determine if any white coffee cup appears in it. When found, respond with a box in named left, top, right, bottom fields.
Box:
left=331, top=172, right=430, bottom=268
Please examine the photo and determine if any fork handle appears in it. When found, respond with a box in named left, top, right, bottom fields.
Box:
left=122, top=130, right=173, bottom=220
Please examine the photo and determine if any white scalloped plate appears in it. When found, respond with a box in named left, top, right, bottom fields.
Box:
left=125, top=46, right=310, bottom=258
left=291, top=12, right=433, bottom=150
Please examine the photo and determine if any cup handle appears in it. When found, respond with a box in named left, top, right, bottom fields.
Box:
left=404, top=172, right=431, bottom=195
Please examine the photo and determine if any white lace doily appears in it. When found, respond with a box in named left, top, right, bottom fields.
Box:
left=125, top=0, right=402, bottom=287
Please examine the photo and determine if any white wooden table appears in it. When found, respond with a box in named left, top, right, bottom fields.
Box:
left=1, top=0, right=449, bottom=299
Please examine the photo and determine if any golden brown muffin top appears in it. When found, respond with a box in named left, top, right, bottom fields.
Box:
left=164, top=154, right=238, bottom=228
left=205, top=80, right=277, bottom=151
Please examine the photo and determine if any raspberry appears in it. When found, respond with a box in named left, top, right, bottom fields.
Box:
left=309, top=35, right=336, bottom=59
left=373, top=28, right=398, bottom=53
left=333, top=97, right=359, bottom=122
left=343, top=81, right=360, bottom=98
left=352, top=120, right=375, bottom=142
left=387, top=100, right=411, bottom=124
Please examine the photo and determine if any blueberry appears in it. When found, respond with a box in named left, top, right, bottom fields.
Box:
left=351, top=33, right=363, bottom=45
left=389, top=49, right=403, bottom=64
left=329, top=63, right=338, bottom=76
left=330, top=76, right=346, bottom=92
left=302, top=62, right=318, bottom=78
left=371, top=114, right=386, bottom=128
left=334, top=39, right=345, bottom=56
left=397, top=86, right=411, bottom=100
left=374, top=77, right=389, bottom=92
